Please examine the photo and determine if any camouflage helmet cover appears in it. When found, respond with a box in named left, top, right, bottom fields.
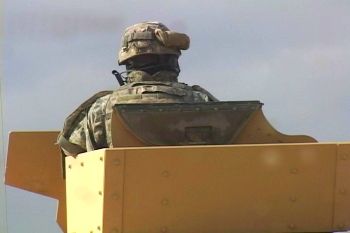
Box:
left=118, top=21, right=190, bottom=65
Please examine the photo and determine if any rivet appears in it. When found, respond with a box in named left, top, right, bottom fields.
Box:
left=90, top=231, right=94, bottom=233
left=100, top=157, right=104, bottom=162
left=159, top=108, right=163, bottom=112
left=80, top=162, right=84, bottom=167
left=290, top=168, right=298, bottom=174
left=161, top=199, right=169, bottom=206
left=68, top=165, right=72, bottom=169
left=113, top=159, right=121, bottom=166
left=339, top=189, right=348, bottom=195
left=232, top=107, right=237, bottom=110
left=112, top=193, right=120, bottom=200
left=161, top=170, right=170, bottom=177
left=289, top=196, right=297, bottom=202
left=97, top=226, right=101, bottom=231
left=98, top=191, right=103, bottom=196
left=160, top=226, right=168, bottom=233
left=288, top=223, right=296, bottom=230
left=213, top=107, right=218, bottom=111
left=195, top=107, right=200, bottom=111
left=110, top=228, right=119, bottom=233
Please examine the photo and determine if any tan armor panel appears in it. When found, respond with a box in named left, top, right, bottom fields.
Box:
left=4, top=105, right=341, bottom=233
left=65, top=144, right=350, bottom=233
left=5, top=131, right=67, bottom=232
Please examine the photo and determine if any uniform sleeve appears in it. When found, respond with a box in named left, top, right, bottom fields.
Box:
left=67, top=115, right=87, bottom=151
left=191, top=85, right=219, bottom=102
left=64, top=101, right=108, bottom=154
left=58, top=91, right=113, bottom=156
left=85, top=96, right=110, bottom=151
left=58, top=111, right=88, bottom=156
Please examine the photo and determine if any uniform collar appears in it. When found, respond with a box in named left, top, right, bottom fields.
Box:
left=127, top=70, right=178, bottom=83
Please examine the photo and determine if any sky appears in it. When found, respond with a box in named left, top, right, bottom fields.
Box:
left=2, top=0, right=350, bottom=232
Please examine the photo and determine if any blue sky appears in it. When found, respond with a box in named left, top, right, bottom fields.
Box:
left=2, top=1, right=350, bottom=232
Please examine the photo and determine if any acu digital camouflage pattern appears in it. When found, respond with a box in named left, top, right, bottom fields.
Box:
left=58, top=71, right=217, bottom=155
left=118, top=21, right=189, bottom=64
left=58, top=21, right=216, bottom=155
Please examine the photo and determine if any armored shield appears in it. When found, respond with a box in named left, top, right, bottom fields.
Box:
left=113, top=101, right=262, bottom=146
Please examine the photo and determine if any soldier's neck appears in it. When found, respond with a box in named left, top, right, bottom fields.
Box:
left=127, top=70, right=179, bottom=83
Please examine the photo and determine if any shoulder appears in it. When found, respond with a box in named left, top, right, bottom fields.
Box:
left=62, top=91, right=113, bottom=132
left=191, top=85, right=219, bottom=102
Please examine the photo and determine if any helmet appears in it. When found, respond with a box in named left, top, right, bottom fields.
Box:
left=118, top=21, right=190, bottom=65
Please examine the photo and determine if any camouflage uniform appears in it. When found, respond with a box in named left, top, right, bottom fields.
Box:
left=58, top=22, right=217, bottom=155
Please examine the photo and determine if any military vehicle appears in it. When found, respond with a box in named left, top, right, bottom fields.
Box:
left=5, top=101, right=350, bottom=233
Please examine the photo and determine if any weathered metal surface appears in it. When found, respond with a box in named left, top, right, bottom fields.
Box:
left=65, top=143, right=350, bottom=233
left=65, top=149, right=125, bottom=233
left=4, top=131, right=67, bottom=232
left=114, top=101, right=262, bottom=145
left=112, top=102, right=316, bottom=147
left=234, top=110, right=316, bottom=144
left=333, top=143, right=350, bottom=231
left=103, top=150, right=125, bottom=233
left=121, top=144, right=335, bottom=233
left=66, top=150, right=105, bottom=233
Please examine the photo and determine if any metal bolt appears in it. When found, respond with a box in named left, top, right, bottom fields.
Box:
left=161, top=170, right=170, bottom=178
left=339, top=189, right=348, bottom=195
left=113, top=159, right=121, bottom=166
left=288, top=223, right=296, bottom=230
left=112, top=193, right=120, bottom=200
left=161, top=199, right=169, bottom=206
left=337, top=224, right=346, bottom=230
left=290, top=168, right=298, bottom=174
left=110, top=228, right=119, bottom=233
left=160, top=226, right=168, bottom=233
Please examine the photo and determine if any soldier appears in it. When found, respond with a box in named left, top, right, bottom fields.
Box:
left=58, top=21, right=217, bottom=156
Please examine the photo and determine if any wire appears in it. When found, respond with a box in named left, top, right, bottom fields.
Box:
left=0, top=0, right=8, bottom=229
left=0, top=56, right=8, bottom=233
